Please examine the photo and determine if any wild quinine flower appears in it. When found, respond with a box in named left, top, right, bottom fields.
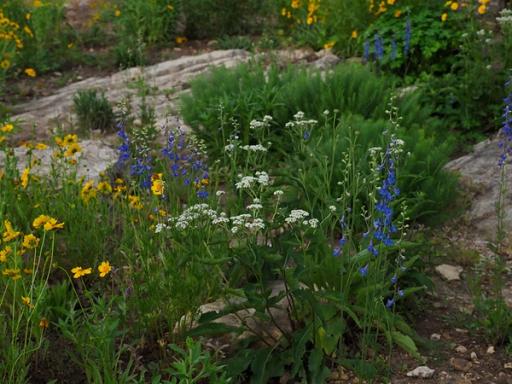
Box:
left=235, top=176, right=256, bottom=189
left=285, top=209, right=310, bottom=224
left=241, top=144, right=267, bottom=152
left=235, top=171, right=270, bottom=190
left=247, top=203, right=263, bottom=210
left=167, top=204, right=220, bottom=230
left=244, top=218, right=265, bottom=231
left=273, top=190, right=284, bottom=196
left=249, top=116, right=272, bottom=130
left=304, top=218, right=319, bottom=228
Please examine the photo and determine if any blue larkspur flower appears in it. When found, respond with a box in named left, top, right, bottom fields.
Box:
left=498, top=79, right=512, bottom=167
left=391, top=38, right=397, bottom=60
left=374, top=33, right=384, bottom=61
left=359, top=264, right=369, bottom=277
left=116, top=124, right=131, bottom=167
left=363, top=40, right=370, bottom=62
left=398, top=289, right=404, bottom=297
left=391, top=274, right=398, bottom=285
left=404, top=18, right=411, bottom=57
left=385, top=297, right=395, bottom=309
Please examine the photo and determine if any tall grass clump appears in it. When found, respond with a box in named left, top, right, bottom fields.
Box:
left=180, top=62, right=457, bottom=225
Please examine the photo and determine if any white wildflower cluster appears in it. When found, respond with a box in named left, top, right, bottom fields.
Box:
left=249, top=115, right=273, bottom=130
left=284, top=209, right=318, bottom=228
left=235, top=171, right=270, bottom=189
left=212, top=212, right=230, bottom=225
left=273, top=190, right=284, bottom=196
left=389, top=136, right=405, bottom=155
left=368, top=147, right=382, bottom=156
left=230, top=214, right=265, bottom=233
left=169, top=203, right=219, bottom=230
left=285, top=111, right=318, bottom=130
left=247, top=198, right=263, bottom=211
left=241, top=144, right=268, bottom=152
left=224, top=133, right=240, bottom=153
left=497, top=9, right=512, bottom=26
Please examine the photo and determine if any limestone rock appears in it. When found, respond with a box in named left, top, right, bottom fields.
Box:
left=455, top=345, right=468, bottom=354
left=0, top=139, right=117, bottom=180
left=10, top=50, right=251, bottom=138
left=435, top=264, right=463, bottom=281
left=406, top=366, right=435, bottom=378
left=450, top=357, right=472, bottom=372
left=445, top=137, right=512, bottom=240
left=312, top=53, right=341, bottom=70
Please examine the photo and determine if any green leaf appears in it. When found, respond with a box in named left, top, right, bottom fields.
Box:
left=307, top=348, right=330, bottom=383
left=391, top=331, right=421, bottom=359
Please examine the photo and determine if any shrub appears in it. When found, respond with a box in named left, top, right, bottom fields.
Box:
left=181, top=0, right=275, bottom=39
left=73, top=89, right=115, bottom=133
left=180, top=62, right=457, bottom=223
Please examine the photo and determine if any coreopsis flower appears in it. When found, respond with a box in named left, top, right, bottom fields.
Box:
left=43, top=218, right=64, bottom=231
left=20, top=167, right=30, bottom=189
left=22, top=296, right=32, bottom=307
left=151, top=178, right=165, bottom=196
left=32, top=215, right=64, bottom=231
left=80, top=180, right=97, bottom=203
left=24, top=68, right=37, bottom=77
left=175, top=36, right=187, bottom=44
left=63, top=134, right=78, bottom=146
left=0, top=246, right=12, bottom=262
left=291, top=0, right=300, bottom=9
left=98, top=261, right=112, bottom=277
left=64, top=142, right=81, bottom=157
left=2, top=220, right=21, bottom=242
left=39, top=317, right=49, bottom=329
left=0, top=123, right=13, bottom=133
left=450, top=2, right=459, bottom=11
left=128, top=195, right=143, bottom=210
left=478, top=5, right=487, bottom=14
left=324, top=41, right=335, bottom=49
left=71, top=266, right=92, bottom=279
left=34, top=143, right=48, bottom=150
left=22, top=234, right=39, bottom=249
left=97, top=181, right=112, bottom=194
left=441, top=12, right=448, bottom=22
left=3, top=268, right=21, bottom=280
left=351, top=30, right=358, bottom=39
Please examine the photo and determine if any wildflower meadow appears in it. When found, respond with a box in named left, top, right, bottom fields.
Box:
left=0, top=0, right=512, bottom=383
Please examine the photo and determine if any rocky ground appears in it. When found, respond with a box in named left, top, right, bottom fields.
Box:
left=3, top=48, right=512, bottom=383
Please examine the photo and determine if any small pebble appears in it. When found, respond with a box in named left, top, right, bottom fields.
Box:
left=406, top=366, right=435, bottom=379
left=455, top=345, right=468, bottom=354
left=487, top=346, right=496, bottom=354
left=504, top=362, right=512, bottom=369
left=470, top=352, right=478, bottom=363
left=450, top=357, right=472, bottom=372
left=431, top=333, right=441, bottom=341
